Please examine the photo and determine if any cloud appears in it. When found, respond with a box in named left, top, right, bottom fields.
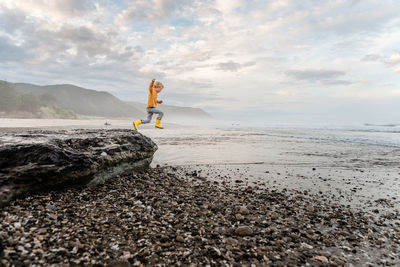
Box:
left=49, top=0, right=95, bottom=16
left=0, top=6, right=27, bottom=33
left=0, top=0, right=95, bottom=20
left=389, top=53, right=400, bottom=65
left=1, top=0, right=400, bottom=123
left=284, top=69, right=353, bottom=86
left=216, top=61, right=255, bottom=72
left=285, top=69, right=345, bottom=80
left=0, top=7, right=133, bottom=65
left=0, top=35, right=27, bottom=61
left=302, top=1, right=400, bottom=36
left=361, top=54, right=381, bottom=62
left=115, top=0, right=192, bottom=24
left=323, top=80, right=353, bottom=86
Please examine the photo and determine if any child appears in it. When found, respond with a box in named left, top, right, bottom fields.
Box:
left=133, top=78, right=164, bottom=130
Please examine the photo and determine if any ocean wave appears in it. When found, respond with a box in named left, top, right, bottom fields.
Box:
left=225, top=125, right=400, bottom=148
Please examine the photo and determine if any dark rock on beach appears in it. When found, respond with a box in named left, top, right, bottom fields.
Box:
left=0, top=129, right=157, bottom=207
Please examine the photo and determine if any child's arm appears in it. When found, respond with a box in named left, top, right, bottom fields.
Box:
left=149, top=78, right=155, bottom=92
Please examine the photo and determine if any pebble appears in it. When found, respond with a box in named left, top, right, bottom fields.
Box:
left=235, top=226, right=253, bottom=236
left=45, top=204, right=56, bottom=211
left=0, top=166, right=399, bottom=266
left=239, top=206, right=249, bottom=215
left=235, top=214, right=244, bottom=220
left=300, top=242, right=313, bottom=249
left=311, top=255, right=329, bottom=263
left=176, top=235, right=185, bottom=243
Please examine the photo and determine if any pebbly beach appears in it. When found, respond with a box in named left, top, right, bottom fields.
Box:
left=0, top=120, right=399, bottom=266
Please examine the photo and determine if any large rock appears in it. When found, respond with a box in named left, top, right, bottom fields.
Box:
left=0, top=129, right=157, bottom=207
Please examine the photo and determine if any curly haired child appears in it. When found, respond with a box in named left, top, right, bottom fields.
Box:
left=133, top=78, right=164, bottom=130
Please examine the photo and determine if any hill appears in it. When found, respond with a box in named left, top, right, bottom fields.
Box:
left=10, top=82, right=143, bottom=118
left=0, top=81, right=78, bottom=119
left=2, top=81, right=212, bottom=120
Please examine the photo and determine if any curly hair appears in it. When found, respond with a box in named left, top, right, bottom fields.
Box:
left=154, top=81, right=164, bottom=89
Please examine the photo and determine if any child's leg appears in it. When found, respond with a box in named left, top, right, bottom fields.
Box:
left=151, top=108, right=164, bottom=120
left=153, top=108, right=164, bottom=129
left=141, top=109, right=154, bottom=124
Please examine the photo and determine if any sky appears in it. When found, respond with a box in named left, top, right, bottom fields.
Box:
left=0, top=0, right=400, bottom=125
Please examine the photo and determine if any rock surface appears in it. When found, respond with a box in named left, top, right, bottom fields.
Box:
left=0, top=129, right=157, bottom=207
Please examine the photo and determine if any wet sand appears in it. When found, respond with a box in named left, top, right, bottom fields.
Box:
left=140, top=126, right=400, bottom=216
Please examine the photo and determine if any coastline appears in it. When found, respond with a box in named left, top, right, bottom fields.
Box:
left=144, top=125, right=400, bottom=217
left=1, top=119, right=399, bottom=265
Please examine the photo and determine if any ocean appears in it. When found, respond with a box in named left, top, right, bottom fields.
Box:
left=227, top=123, right=400, bottom=148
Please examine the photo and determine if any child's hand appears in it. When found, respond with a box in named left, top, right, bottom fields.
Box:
left=152, top=78, right=156, bottom=82
left=158, top=100, right=163, bottom=104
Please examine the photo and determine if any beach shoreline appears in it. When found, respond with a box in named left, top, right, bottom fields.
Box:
left=1, top=119, right=399, bottom=265
left=1, top=119, right=399, bottom=215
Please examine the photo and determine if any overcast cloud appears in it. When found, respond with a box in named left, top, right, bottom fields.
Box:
left=1, top=0, right=400, bottom=124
